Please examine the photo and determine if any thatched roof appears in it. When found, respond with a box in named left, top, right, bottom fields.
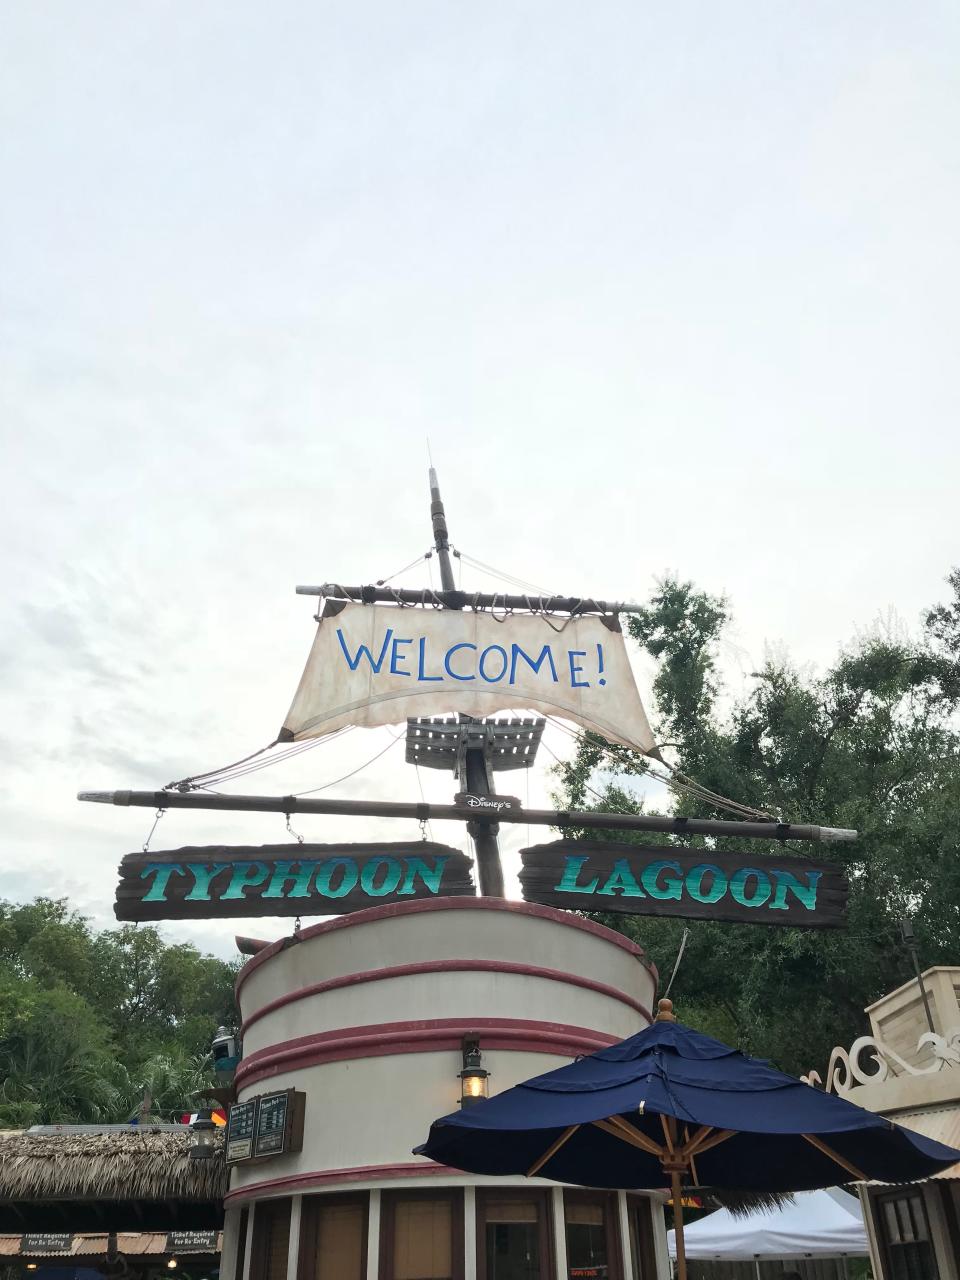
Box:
left=0, top=1130, right=228, bottom=1202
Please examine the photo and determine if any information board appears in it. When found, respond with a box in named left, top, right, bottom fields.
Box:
left=225, top=1099, right=258, bottom=1162
left=254, top=1091, right=291, bottom=1156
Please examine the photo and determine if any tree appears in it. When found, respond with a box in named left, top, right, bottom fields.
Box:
left=554, top=573, right=960, bottom=1076
left=0, top=898, right=237, bottom=1125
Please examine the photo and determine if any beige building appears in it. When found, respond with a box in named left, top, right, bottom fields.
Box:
left=805, top=966, right=960, bottom=1279
left=220, top=896, right=670, bottom=1280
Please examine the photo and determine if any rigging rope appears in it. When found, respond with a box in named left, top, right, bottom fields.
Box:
left=293, top=730, right=405, bottom=797
left=540, top=714, right=779, bottom=823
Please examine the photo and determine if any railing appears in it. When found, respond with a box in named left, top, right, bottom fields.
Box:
left=802, top=1027, right=960, bottom=1095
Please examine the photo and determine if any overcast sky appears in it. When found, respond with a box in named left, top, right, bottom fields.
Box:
left=2, top=2, right=958, bottom=958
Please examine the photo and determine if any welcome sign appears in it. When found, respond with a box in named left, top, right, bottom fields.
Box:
left=519, top=841, right=848, bottom=928
left=115, top=842, right=475, bottom=921
left=280, top=603, right=657, bottom=754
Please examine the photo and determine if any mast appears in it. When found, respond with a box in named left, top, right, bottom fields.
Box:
left=426, top=469, right=505, bottom=898
left=429, top=467, right=457, bottom=594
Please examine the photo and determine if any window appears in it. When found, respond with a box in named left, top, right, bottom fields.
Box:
left=476, top=1191, right=552, bottom=1280
left=876, top=1190, right=939, bottom=1280
left=563, top=1193, right=620, bottom=1280
left=250, top=1198, right=292, bottom=1280
left=381, top=1190, right=464, bottom=1280
left=625, top=1199, right=657, bottom=1280
left=300, top=1194, right=367, bottom=1280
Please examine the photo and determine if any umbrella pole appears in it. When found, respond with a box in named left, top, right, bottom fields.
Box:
left=671, top=1170, right=688, bottom=1280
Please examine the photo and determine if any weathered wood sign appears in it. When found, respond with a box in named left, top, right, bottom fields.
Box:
left=519, top=841, right=848, bottom=929
left=115, top=841, right=474, bottom=921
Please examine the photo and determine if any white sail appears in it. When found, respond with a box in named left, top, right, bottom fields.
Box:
left=280, top=604, right=658, bottom=755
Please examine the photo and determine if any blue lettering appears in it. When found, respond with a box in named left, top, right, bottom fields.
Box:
left=640, top=860, right=684, bottom=901
left=140, top=863, right=186, bottom=902
left=184, top=863, right=232, bottom=901
left=568, top=650, right=589, bottom=687
left=685, top=864, right=728, bottom=904
left=221, top=862, right=270, bottom=899
left=418, top=637, right=443, bottom=682
left=769, top=869, right=822, bottom=911
left=596, top=859, right=645, bottom=897
left=510, top=643, right=558, bottom=685
left=554, top=855, right=600, bottom=894
left=399, top=856, right=447, bottom=895
left=337, top=627, right=393, bottom=673
left=360, top=857, right=403, bottom=896
left=390, top=636, right=413, bottom=676
left=444, top=642, right=477, bottom=681
left=315, top=857, right=359, bottom=898
left=729, top=867, right=772, bottom=908
left=479, top=645, right=508, bottom=682
left=262, top=860, right=319, bottom=899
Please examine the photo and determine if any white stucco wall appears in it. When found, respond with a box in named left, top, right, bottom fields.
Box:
left=224, top=897, right=667, bottom=1277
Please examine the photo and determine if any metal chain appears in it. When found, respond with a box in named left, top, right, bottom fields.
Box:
left=285, top=813, right=305, bottom=844
left=142, top=808, right=166, bottom=853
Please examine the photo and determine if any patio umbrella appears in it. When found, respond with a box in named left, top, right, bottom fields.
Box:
left=415, top=1000, right=960, bottom=1280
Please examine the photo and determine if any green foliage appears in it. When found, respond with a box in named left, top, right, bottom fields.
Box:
left=0, top=899, right=237, bottom=1127
left=555, top=571, right=960, bottom=1077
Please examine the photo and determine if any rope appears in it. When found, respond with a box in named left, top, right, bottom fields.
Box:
left=376, top=551, right=430, bottom=586
left=541, top=715, right=780, bottom=823
left=166, top=728, right=357, bottom=792
left=293, top=730, right=405, bottom=796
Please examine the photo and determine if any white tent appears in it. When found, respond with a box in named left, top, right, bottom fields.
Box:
left=667, top=1188, right=868, bottom=1260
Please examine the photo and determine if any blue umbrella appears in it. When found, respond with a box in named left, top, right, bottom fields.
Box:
left=415, top=1001, right=960, bottom=1280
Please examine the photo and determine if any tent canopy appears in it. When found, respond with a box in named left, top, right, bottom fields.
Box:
left=667, top=1188, right=868, bottom=1260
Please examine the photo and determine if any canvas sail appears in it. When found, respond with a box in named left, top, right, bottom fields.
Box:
left=280, top=603, right=658, bottom=755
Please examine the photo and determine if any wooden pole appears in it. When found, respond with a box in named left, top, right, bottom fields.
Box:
left=295, top=584, right=646, bottom=614
left=671, top=1169, right=688, bottom=1280
left=76, top=790, right=857, bottom=843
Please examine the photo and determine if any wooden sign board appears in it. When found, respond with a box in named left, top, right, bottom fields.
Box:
left=519, top=841, right=848, bottom=929
left=21, top=1236, right=73, bottom=1254
left=115, top=842, right=475, bottom=922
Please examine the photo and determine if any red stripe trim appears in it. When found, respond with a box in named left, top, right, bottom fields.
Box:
left=235, top=897, right=655, bottom=998
left=241, top=959, right=653, bottom=1033
left=225, top=1163, right=460, bottom=1205
left=234, top=1018, right=618, bottom=1089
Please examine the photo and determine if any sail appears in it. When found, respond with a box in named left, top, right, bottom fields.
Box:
left=280, top=603, right=658, bottom=755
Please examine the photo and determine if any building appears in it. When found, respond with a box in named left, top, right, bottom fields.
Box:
left=220, top=896, right=670, bottom=1280
left=805, top=965, right=960, bottom=1279
left=0, top=1127, right=226, bottom=1279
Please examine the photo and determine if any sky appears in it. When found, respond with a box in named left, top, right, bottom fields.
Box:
left=2, top=2, right=958, bottom=958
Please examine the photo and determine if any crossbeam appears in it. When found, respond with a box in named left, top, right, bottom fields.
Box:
left=77, top=790, right=857, bottom=843
left=295, top=584, right=644, bottom=614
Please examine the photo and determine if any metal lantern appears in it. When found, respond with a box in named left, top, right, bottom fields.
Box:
left=459, top=1036, right=489, bottom=1106
left=189, top=1108, right=217, bottom=1160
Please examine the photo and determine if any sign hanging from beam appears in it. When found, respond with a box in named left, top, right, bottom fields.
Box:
left=279, top=603, right=658, bottom=755
left=519, top=841, right=848, bottom=929
left=114, top=842, right=475, bottom=922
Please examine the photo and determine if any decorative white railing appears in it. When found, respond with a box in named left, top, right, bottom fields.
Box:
left=802, top=1028, right=960, bottom=1096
